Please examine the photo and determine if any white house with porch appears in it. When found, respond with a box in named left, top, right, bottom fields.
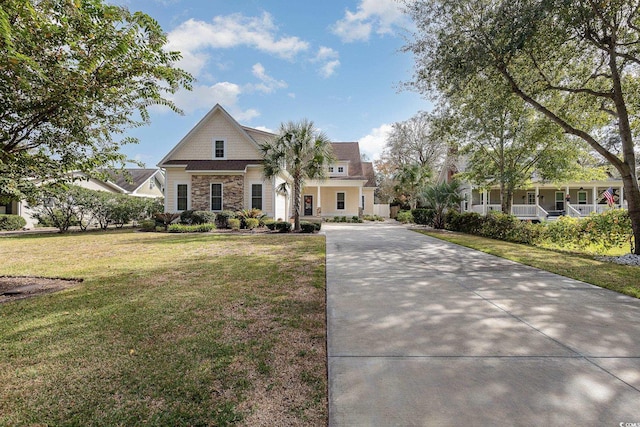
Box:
left=463, top=180, right=627, bottom=221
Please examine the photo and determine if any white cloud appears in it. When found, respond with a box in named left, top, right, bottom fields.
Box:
left=254, top=126, right=275, bottom=133
left=332, top=0, right=407, bottom=42
left=359, top=123, right=392, bottom=161
left=320, top=60, right=340, bottom=78
left=247, top=63, right=288, bottom=93
left=312, top=46, right=340, bottom=78
left=167, top=13, right=309, bottom=78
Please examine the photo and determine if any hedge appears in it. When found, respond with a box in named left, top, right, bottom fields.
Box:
left=0, top=214, right=26, bottom=231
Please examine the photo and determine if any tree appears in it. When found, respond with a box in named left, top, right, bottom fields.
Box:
left=260, top=120, right=336, bottom=232
left=393, top=163, right=431, bottom=209
left=0, top=0, right=192, bottom=199
left=419, top=180, right=463, bottom=229
left=403, top=0, right=640, bottom=254
left=443, top=77, right=601, bottom=214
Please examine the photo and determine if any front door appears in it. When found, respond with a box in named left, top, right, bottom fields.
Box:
left=555, top=191, right=564, bottom=211
left=304, top=195, right=313, bottom=216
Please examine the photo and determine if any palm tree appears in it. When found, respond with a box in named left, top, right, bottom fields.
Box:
left=261, top=120, right=336, bottom=232
left=419, top=180, right=463, bottom=229
left=394, top=163, right=431, bottom=209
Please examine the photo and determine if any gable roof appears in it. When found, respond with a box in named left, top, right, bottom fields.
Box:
left=362, top=162, right=377, bottom=187
left=330, top=142, right=369, bottom=180
left=157, top=104, right=264, bottom=166
left=105, top=169, right=162, bottom=193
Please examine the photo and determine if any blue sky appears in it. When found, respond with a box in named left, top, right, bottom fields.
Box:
left=110, top=0, right=430, bottom=166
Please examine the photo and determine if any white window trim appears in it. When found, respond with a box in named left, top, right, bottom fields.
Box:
left=577, top=190, right=587, bottom=204
left=213, top=139, right=226, bottom=160
left=210, top=182, right=223, bottom=212
left=175, top=182, right=190, bottom=212
left=249, top=182, right=264, bottom=210
left=526, top=191, right=535, bottom=205
left=336, top=191, right=346, bottom=211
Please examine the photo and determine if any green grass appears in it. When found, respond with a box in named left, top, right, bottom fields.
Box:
left=414, top=230, right=640, bottom=299
left=0, top=230, right=327, bottom=426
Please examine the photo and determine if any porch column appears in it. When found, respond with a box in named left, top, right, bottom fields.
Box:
left=535, top=186, right=540, bottom=209
left=619, top=186, right=624, bottom=208
left=358, top=186, right=363, bottom=211
left=592, top=186, right=597, bottom=212
left=483, top=189, right=488, bottom=215
left=317, top=186, right=321, bottom=216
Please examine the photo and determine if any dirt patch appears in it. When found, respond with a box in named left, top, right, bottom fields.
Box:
left=0, top=276, right=82, bottom=304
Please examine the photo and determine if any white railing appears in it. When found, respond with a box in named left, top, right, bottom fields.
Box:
left=573, top=205, right=595, bottom=216
left=471, top=204, right=501, bottom=214
left=537, top=206, right=549, bottom=218
left=597, top=204, right=621, bottom=213
left=511, top=204, right=537, bottom=217
left=567, top=205, right=582, bottom=217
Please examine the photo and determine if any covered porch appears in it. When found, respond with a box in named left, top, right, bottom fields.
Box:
left=301, top=179, right=369, bottom=219
left=467, top=182, right=626, bottom=220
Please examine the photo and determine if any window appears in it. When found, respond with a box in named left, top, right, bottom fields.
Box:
left=149, top=180, right=155, bottom=190
left=527, top=192, right=535, bottom=205
left=578, top=191, right=587, bottom=204
left=177, top=184, right=188, bottom=211
left=251, top=184, right=262, bottom=210
left=328, top=166, right=334, bottom=173
left=338, top=166, right=344, bottom=173
left=362, top=195, right=365, bottom=209
left=337, top=192, right=345, bottom=210
left=211, top=183, right=223, bottom=211
left=214, top=140, right=225, bottom=159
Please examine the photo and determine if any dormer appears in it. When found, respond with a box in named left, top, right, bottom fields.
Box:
left=328, top=161, right=349, bottom=176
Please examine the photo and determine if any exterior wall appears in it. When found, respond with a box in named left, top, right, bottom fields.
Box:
left=132, top=177, right=164, bottom=198
left=170, top=112, right=262, bottom=161
left=164, top=168, right=191, bottom=212
left=192, top=174, right=244, bottom=212
left=244, top=168, right=274, bottom=217
left=363, top=188, right=375, bottom=215
left=274, top=176, right=288, bottom=220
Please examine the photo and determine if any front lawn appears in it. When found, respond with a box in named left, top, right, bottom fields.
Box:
left=0, top=230, right=327, bottom=426
left=415, top=229, right=640, bottom=299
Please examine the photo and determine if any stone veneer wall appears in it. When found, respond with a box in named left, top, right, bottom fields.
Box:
left=191, top=174, right=244, bottom=211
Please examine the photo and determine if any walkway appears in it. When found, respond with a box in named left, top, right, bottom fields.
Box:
left=324, top=222, right=640, bottom=426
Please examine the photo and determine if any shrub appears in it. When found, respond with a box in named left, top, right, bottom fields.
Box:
left=155, top=212, right=181, bottom=231
left=191, top=210, right=217, bottom=225
left=300, top=221, right=317, bottom=233
left=228, top=218, right=241, bottom=230
left=264, top=219, right=277, bottom=230
left=412, top=208, right=435, bottom=226
left=275, top=221, right=292, bottom=233
left=245, top=218, right=259, bottom=230
left=139, top=220, right=156, bottom=232
left=445, top=211, right=484, bottom=234
left=0, top=214, right=26, bottom=231
left=396, top=210, right=414, bottom=223
left=179, top=210, right=196, bottom=224
left=168, top=223, right=215, bottom=233
left=363, top=214, right=385, bottom=222
left=216, top=210, right=236, bottom=229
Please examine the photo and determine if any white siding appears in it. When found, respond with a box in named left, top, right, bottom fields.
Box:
left=164, top=168, right=191, bottom=212
left=169, top=111, right=262, bottom=161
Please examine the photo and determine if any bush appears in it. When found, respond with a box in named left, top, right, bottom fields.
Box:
left=275, top=221, right=292, bottom=233
left=168, top=223, right=215, bottom=233
left=192, top=210, right=217, bottom=225
left=445, top=211, right=484, bottom=234
left=245, top=218, right=259, bottom=230
left=396, top=210, right=414, bottom=224
left=139, top=220, right=156, bottom=232
left=264, top=219, right=277, bottom=230
left=228, top=218, right=241, bottom=230
left=412, top=208, right=435, bottom=226
left=300, top=221, right=317, bottom=233
left=0, top=214, right=26, bottom=231
left=216, top=210, right=236, bottom=229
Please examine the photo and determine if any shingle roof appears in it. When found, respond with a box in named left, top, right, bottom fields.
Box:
left=106, top=169, right=158, bottom=192
left=163, top=160, right=263, bottom=171
left=330, top=142, right=363, bottom=177
left=362, top=162, right=377, bottom=187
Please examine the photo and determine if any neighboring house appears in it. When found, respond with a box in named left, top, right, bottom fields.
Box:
left=462, top=180, right=629, bottom=221
left=1, top=168, right=164, bottom=228
left=158, top=104, right=377, bottom=220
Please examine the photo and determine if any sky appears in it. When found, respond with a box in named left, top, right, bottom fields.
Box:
left=109, top=0, right=431, bottom=167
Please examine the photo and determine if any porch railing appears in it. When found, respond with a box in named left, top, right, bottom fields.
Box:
left=512, top=204, right=537, bottom=217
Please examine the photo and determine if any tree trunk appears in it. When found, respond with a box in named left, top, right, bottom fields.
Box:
left=293, top=174, right=301, bottom=232
left=621, top=173, right=640, bottom=255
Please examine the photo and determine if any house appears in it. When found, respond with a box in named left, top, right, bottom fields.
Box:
left=1, top=169, right=164, bottom=228
left=463, top=180, right=628, bottom=221
left=158, top=104, right=377, bottom=220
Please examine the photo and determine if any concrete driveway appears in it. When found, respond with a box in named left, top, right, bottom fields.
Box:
left=324, top=222, right=640, bottom=426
